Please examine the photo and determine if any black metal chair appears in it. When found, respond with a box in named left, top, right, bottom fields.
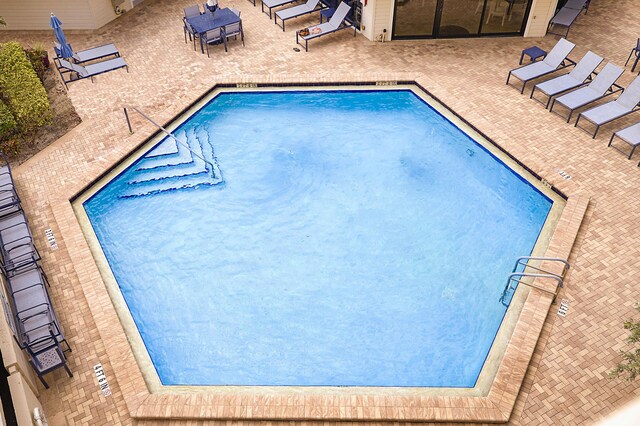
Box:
left=26, top=329, right=72, bottom=389
left=625, top=38, right=640, bottom=73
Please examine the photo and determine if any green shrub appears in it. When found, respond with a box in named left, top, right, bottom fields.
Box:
left=24, top=48, right=46, bottom=82
left=0, top=99, right=17, bottom=140
left=0, top=42, right=51, bottom=132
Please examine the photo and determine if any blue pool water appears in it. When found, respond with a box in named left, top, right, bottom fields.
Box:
left=83, top=90, right=552, bottom=387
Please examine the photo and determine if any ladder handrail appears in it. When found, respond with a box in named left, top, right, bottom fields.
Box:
left=514, top=256, right=570, bottom=277
left=500, top=272, right=565, bottom=305
left=123, top=106, right=216, bottom=178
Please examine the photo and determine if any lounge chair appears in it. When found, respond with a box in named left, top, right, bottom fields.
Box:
left=0, top=211, right=40, bottom=276
left=275, top=0, right=324, bottom=31
left=547, top=6, right=582, bottom=37
left=575, top=75, right=640, bottom=138
left=262, top=0, right=297, bottom=19
left=550, top=63, right=624, bottom=122
left=56, top=57, right=128, bottom=89
left=7, top=264, right=67, bottom=347
left=564, top=0, right=588, bottom=12
left=625, top=38, right=640, bottom=73
left=530, top=51, right=603, bottom=108
left=296, top=2, right=355, bottom=52
left=0, top=154, right=21, bottom=219
left=608, top=122, right=640, bottom=159
left=54, top=42, right=120, bottom=64
left=507, top=38, right=576, bottom=93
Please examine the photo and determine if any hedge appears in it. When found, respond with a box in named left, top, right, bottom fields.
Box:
left=0, top=42, right=51, bottom=132
left=0, top=99, right=17, bottom=139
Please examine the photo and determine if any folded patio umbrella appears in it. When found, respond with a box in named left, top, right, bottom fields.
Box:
left=50, top=13, right=73, bottom=59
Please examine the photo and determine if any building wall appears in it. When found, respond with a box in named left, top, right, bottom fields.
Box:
left=524, top=0, right=559, bottom=37
left=0, top=0, right=116, bottom=30
left=372, top=0, right=393, bottom=41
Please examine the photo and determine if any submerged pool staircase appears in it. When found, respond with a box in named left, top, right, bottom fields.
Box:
left=122, top=107, right=223, bottom=198
left=499, top=256, right=570, bottom=306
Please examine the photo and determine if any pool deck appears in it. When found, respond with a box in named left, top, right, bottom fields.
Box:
left=1, top=0, right=640, bottom=424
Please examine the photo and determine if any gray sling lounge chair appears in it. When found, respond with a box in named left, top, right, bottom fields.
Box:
left=507, top=38, right=576, bottom=93
left=608, top=122, right=640, bottom=159
left=56, top=57, right=128, bottom=89
left=296, top=2, right=355, bottom=52
left=575, top=75, right=640, bottom=138
left=0, top=154, right=21, bottom=219
left=550, top=63, right=624, bottom=122
left=0, top=211, right=40, bottom=276
left=262, top=0, right=297, bottom=18
left=275, top=0, right=324, bottom=31
left=54, top=42, right=120, bottom=64
left=531, top=51, right=603, bottom=108
left=547, top=6, right=581, bottom=37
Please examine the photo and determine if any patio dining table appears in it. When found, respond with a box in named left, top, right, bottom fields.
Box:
left=187, top=8, right=241, bottom=53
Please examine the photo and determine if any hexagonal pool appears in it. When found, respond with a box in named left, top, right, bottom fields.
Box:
left=75, top=86, right=562, bottom=388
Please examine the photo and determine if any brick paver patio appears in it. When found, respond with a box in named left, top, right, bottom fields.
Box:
left=1, top=0, right=640, bottom=424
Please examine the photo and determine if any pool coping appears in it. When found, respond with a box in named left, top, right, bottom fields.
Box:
left=43, top=76, right=589, bottom=423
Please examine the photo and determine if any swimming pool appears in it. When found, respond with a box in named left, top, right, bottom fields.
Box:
left=79, top=88, right=556, bottom=388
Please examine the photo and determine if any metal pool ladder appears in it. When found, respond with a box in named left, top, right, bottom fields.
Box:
left=499, top=256, right=570, bottom=306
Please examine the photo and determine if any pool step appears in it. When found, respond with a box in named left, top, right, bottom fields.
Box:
left=129, top=129, right=208, bottom=184
left=121, top=126, right=223, bottom=198
left=136, top=130, right=195, bottom=171
left=145, top=136, right=179, bottom=158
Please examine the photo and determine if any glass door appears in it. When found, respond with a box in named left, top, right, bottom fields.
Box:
left=393, top=0, right=531, bottom=39
left=392, top=0, right=439, bottom=38
left=438, top=0, right=483, bottom=36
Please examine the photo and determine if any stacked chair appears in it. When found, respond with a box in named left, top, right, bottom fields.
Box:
left=0, top=154, right=72, bottom=389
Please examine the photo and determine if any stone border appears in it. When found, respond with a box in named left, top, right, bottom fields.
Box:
left=42, top=75, right=589, bottom=422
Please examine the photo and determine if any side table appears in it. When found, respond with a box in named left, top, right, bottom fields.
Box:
left=520, top=46, right=547, bottom=65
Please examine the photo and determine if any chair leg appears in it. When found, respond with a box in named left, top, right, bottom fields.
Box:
left=38, top=375, right=49, bottom=389
left=64, top=364, right=73, bottom=378
left=241, top=30, right=245, bottom=46
left=633, top=54, right=640, bottom=73
left=625, top=50, right=634, bottom=66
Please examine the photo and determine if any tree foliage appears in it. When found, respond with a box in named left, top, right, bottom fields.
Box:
left=610, top=304, right=640, bottom=381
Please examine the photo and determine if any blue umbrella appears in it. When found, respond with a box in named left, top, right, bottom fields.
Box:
left=50, top=13, right=74, bottom=59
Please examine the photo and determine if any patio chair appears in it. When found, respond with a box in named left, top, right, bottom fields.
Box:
left=275, top=0, right=324, bottom=31
left=56, top=57, right=128, bottom=89
left=224, top=21, right=245, bottom=47
left=530, top=51, right=603, bottom=108
left=608, top=122, right=640, bottom=159
left=0, top=154, right=21, bottom=219
left=0, top=211, right=40, bottom=276
left=296, top=2, right=356, bottom=52
left=26, top=330, right=72, bottom=389
left=262, top=0, right=298, bottom=19
left=485, top=0, right=510, bottom=26
left=183, top=17, right=200, bottom=51
left=625, top=38, right=640, bottom=73
left=184, top=5, right=201, bottom=18
left=230, top=7, right=241, bottom=17
left=550, top=63, right=625, bottom=122
left=506, top=38, right=576, bottom=93
left=575, top=75, right=640, bottom=138
left=203, top=28, right=226, bottom=57
left=54, top=42, right=120, bottom=64
left=547, top=6, right=582, bottom=37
